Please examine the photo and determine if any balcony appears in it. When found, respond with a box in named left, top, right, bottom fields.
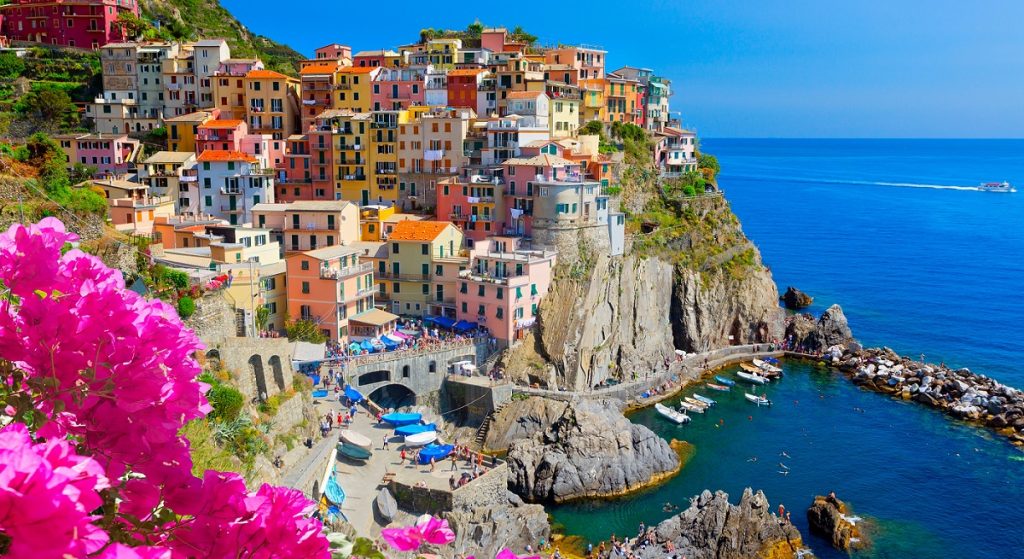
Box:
left=219, top=204, right=244, bottom=213
left=338, top=144, right=363, bottom=151
left=341, top=284, right=379, bottom=303
left=342, top=174, right=367, bottom=181
left=319, top=261, right=372, bottom=280
left=375, top=271, right=431, bottom=282
left=220, top=186, right=243, bottom=195
left=337, top=82, right=353, bottom=90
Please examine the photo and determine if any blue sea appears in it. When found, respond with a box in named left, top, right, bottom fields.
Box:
left=550, top=140, right=1024, bottom=558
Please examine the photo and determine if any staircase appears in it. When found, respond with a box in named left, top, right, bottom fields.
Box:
left=473, top=402, right=509, bottom=450
left=480, top=349, right=502, bottom=374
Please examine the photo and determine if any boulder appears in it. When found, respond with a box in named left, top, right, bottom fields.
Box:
left=634, top=488, right=805, bottom=559
left=781, top=286, right=814, bottom=310
left=506, top=399, right=679, bottom=503
left=483, top=397, right=569, bottom=452
left=441, top=491, right=550, bottom=559
left=806, top=494, right=866, bottom=551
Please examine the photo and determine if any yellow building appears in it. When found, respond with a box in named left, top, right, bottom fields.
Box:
left=359, top=204, right=427, bottom=241
left=312, top=110, right=371, bottom=204
left=579, top=79, right=607, bottom=124
left=549, top=96, right=581, bottom=138
left=335, top=66, right=380, bottom=113
left=397, top=106, right=474, bottom=210
left=377, top=220, right=467, bottom=318
left=244, top=70, right=301, bottom=139
left=367, top=110, right=410, bottom=206
left=165, top=110, right=218, bottom=152
left=212, top=74, right=248, bottom=120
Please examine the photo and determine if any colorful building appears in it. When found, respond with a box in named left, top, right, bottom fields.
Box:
left=285, top=245, right=383, bottom=342
left=447, top=68, right=487, bottom=111
left=165, top=109, right=219, bottom=152
left=435, top=172, right=507, bottom=243
left=275, top=135, right=318, bottom=202
left=138, top=150, right=197, bottom=215
left=212, top=58, right=264, bottom=120
left=543, top=45, right=606, bottom=80
left=352, top=49, right=401, bottom=69
left=56, top=132, right=140, bottom=177
left=604, top=73, right=643, bottom=125
left=195, top=150, right=275, bottom=225
left=251, top=200, right=359, bottom=252
left=0, top=0, right=137, bottom=49
left=657, top=127, right=698, bottom=176
left=397, top=106, right=473, bottom=210
left=309, top=110, right=371, bottom=205
left=358, top=204, right=426, bottom=242
left=455, top=235, right=555, bottom=343
left=86, top=178, right=175, bottom=234
left=367, top=109, right=410, bottom=205
left=480, top=115, right=549, bottom=165
left=335, top=66, right=380, bottom=113
left=299, top=63, right=339, bottom=132
left=371, top=66, right=427, bottom=111
left=376, top=220, right=467, bottom=318
left=243, top=69, right=300, bottom=139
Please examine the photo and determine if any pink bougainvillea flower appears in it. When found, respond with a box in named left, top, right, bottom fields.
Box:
left=495, top=549, right=542, bottom=559
left=381, top=514, right=456, bottom=552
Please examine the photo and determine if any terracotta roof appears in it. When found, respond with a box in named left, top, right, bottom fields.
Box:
left=448, top=68, right=486, bottom=77
left=199, top=119, right=244, bottom=129
left=301, top=64, right=338, bottom=75
left=388, top=220, right=452, bottom=242
left=246, top=69, right=290, bottom=79
left=196, top=150, right=258, bottom=163
left=337, top=66, right=378, bottom=74
left=503, top=154, right=576, bottom=167
left=505, top=90, right=544, bottom=100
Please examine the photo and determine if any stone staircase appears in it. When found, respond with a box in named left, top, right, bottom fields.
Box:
left=472, top=401, right=509, bottom=450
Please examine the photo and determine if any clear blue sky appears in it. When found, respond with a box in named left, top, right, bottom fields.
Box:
left=220, top=0, right=1024, bottom=138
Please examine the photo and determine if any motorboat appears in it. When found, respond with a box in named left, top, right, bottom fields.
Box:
left=714, top=375, right=736, bottom=386
left=678, top=401, right=705, bottom=414
left=339, top=429, right=372, bottom=450
left=740, top=362, right=764, bottom=374
left=978, top=181, right=1016, bottom=193
left=656, top=403, right=690, bottom=424
left=404, top=430, right=439, bottom=447
left=394, top=423, right=436, bottom=437
left=753, top=359, right=782, bottom=374
left=381, top=412, right=423, bottom=427
left=693, top=394, right=716, bottom=406
left=737, top=371, right=768, bottom=385
left=375, top=487, right=397, bottom=523
left=684, top=396, right=709, bottom=409
left=416, top=443, right=454, bottom=465
left=745, top=393, right=772, bottom=406
left=706, top=383, right=731, bottom=392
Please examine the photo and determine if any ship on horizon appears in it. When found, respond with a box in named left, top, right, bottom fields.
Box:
left=978, top=181, right=1016, bottom=193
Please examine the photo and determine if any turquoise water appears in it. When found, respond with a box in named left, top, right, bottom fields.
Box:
left=549, top=140, right=1024, bottom=557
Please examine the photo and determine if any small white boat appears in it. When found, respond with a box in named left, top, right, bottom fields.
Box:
left=404, top=430, right=439, bottom=447
left=978, top=181, right=1016, bottom=193
left=684, top=396, right=709, bottom=409
left=678, top=401, right=705, bottom=414
left=737, top=371, right=768, bottom=385
left=745, top=393, right=772, bottom=406
left=339, top=429, right=372, bottom=450
left=656, top=403, right=690, bottom=424
left=753, top=359, right=782, bottom=374
left=692, top=394, right=716, bottom=406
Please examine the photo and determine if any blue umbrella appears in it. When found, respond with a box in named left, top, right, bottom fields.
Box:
left=344, top=386, right=363, bottom=403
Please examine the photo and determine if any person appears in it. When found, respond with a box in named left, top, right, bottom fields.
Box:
left=400, top=449, right=406, bottom=465
left=778, top=504, right=786, bottom=521
left=382, top=434, right=389, bottom=451
left=430, top=456, right=436, bottom=472
left=449, top=475, right=456, bottom=490
left=450, top=454, right=458, bottom=472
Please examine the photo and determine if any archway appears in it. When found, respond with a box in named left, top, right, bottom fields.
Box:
left=358, top=370, right=389, bottom=386
left=269, top=355, right=286, bottom=392
left=248, top=354, right=268, bottom=401
left=368, top=384, right=416, bottom=410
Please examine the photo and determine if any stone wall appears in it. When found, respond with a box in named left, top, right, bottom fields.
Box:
left=443, top=378, right=514, bottom=424
left=451, top=463, right=509, bottom=510
left=185, top=293, right=238, bottom=346
left=209, top=337, right=295, bottom=401
left=389, top=480, right=454, bottom=517
left=347, top=339, right=494, bottom=400
left=530, top=222, right=609, bottom=268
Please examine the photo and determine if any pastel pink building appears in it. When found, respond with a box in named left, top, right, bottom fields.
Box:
left=436, top=171, right=507, bottom=243
left=196, top=119, right=285, bottom=169
left=0, top=0, right=137, bottom=50
left=372, top=67, right=427, bottom=111
left=455, top=235, right=555, bottom=344
left=58, top=133, right=140, bottom=177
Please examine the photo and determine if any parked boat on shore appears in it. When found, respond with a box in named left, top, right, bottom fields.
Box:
left=706, top=383, right=731, bottom=392
left=737, top=371, right=768, bottom=385
left=394, top=423, right=436, bottom=437
left=404, top=430, right=438, bottom=447
left=338, top=442, right=373, bottom=460
left=656, top=403, right=690, bottom=424
left=715, top=375, right=736, bottom=386
left=684, top=396, right=710, bottom=410
left=375, top=487, right=398, bottom=523
left=339, top=429, right=372, bottom=450
left=745, top=393, right=772, bottom=406
left=381, top=412, right=422, bottom=427
left=416, top=443, right=455, bottom=465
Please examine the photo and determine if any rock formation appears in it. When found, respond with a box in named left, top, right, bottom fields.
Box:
left=807, top=494, right=865, bottom=551
left=781, top=286, right=813, bottom=309
left=785, top=304, right=855, bottom=352
left=483, top=396, right=568, bottom=452
left=442, top=492, right=550, bottom=559
left=506, top=399, right=679, bottom=502
left=634, top=488, right=806, bottom=559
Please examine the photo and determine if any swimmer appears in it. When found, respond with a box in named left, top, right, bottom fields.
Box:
left=747, top=456, right=758, bottom=462
left=779, top=462, right=789, bottom=470
left=780, top=451, right=791, bottom=459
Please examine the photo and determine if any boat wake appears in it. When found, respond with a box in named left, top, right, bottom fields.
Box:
left=723, top=174, right=982, bottom=191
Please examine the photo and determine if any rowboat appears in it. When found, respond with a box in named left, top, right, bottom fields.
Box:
left=381, top=412, right=422, bottom=427
left=394, top=423, right=436, bottom=437
left=375, top=487, right=398, bottom=523
left=693, top=394, right=716, bottom=406
left=753, top=359, right=782, bottom=374
left=715, top=375, right=736, bottom=386
left=706, top=383, right=731, bottom=392
left=339, top=429, right=372, bottom=450
left=337, top=442, right=372, bottom=460
left=745, top=393, right=772, bottom=406
left=404, top=430, right=438, bottom=447
left=416, top=443, right=454, bottom=465
left=740, top=362, right=763, bottom=374
left=737, top=371, right=768, bottom=385
left=655, top=403, right=690, bottom=424
left=679, top=401, right=704, bottom=413
left=684, top=396, right=709, bottom=409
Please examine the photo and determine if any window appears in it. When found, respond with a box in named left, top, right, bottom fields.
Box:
left=392, top=243, right=399, bottom=254
left=496, top=307, right=503, bottom=319
left=496, top=287, right=504, bottom=300
left=428, top=361, right=436, bottom=373
left=461, top=302, right=467, bottom=313
left=435, top=265, right=443, bottom=276
left=421, top=284, right=429, bottom=295
left=421, top=244, right=428, bottom=255
left=460, top=282, right=467, bottom=294
left=301, top=281, right=310, bottom=294
left=301, top=260, right=310, bottom=270
left=477, top=304, right=485, bottom=316
left=477, top=285, right=485, bottom=297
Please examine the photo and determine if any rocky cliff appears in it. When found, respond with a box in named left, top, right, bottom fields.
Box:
left=807, top=494, right=865, bottom=551
left=506, top=399, right=680, bottom=503
left=442, top=492, right=550, bottom=558
left=635, top=488, right=806, bottom=559
left=785, top=304, right=855, bottom=352
left=483, top=396, right=569, bottom=452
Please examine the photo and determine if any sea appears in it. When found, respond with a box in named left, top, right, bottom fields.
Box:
left=549, top=139, right=1024, bottom=558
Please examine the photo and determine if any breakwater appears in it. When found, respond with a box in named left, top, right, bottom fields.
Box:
left=822, top=346, right=1024, bottom=448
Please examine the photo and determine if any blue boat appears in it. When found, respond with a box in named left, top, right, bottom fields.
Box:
left=763, top=357, right=781, bottom=365
left=344, top=385, right=364, bottom=403
left=395, top=423, right=436, bottom=437
left=311, top=389, right=329, bottom=398
left=337, top=442, right=372, bottom=460
left=416, top=443, right=454, bottom=465
left=381, top=412, right=422, bottom=427
left=715, top=375, right=736, bottom=386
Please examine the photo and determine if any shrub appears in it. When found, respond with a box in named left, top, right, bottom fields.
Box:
left=206, top=384, right=244, bottom=422
left=285, top=319, right=327, bottom=343
left=177, top=295, right=195, bottom=319
left=164, top=268, right=190, bottom=290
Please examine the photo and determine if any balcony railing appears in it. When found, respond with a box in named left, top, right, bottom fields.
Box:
left=340, top=284, right=379, bottom=303
left=375, top=271, right=431, bottom=282
left=320, top=261, right=372, bottom=281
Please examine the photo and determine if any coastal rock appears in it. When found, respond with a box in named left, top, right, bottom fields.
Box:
left=634, top=488, right=805, bottom=559
left=483, top=396, right=569, bottom=452
left=807, top=494, right=866, bottom=551
left=506, top=399, right=679, bottom=503
left=441, top=491, right=550, bottom=559
left=786, top=305, right=855, bottom=352
left=781, top=286, right=814, bottom=310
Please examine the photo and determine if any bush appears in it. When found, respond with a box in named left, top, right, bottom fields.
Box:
left=176, top=295, right=195, bottom=319
left=206, top=384, right=244, bottom=422
left=0, top=53, right=26, bottom=80
left=164, top=268, right=190, bottom=290
left=682, top=185, right=697, bottom=197
left=285, top=319, right=327, bottom=343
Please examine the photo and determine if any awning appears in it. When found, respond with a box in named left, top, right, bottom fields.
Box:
left=453, top=320, right=477, bottom=333
left=344, top=386, right=363, bottom=403
left=380, top=336, right=399, bottom=349
left=291, top=341, right=326, bottom=365
left=350, top=308, right=399, bottom=328
left=433, top=316, right=456, bottom=329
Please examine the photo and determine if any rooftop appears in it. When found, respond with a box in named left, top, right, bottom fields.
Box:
left=349, top=308, right=399, bottom=327
left=81, top=178, right=145, bottom=191
left=337, top=66, right=379, bottom=75
left=196, top=150, right=258, bottom=163
left=301, top=64, right=339, bottom=75
left=448, top=68, right=487, bottom=77
left=164, top=110, right=216, bottom=123
left=199, top=119, right=245, bottom=129
left=302, top=245, right=362, bottom=261
left=505, top=90, right=545, bottom=100
left=285, top=200, right=352, bottom=212
left=503, top=154, right=576, bottom=167
left=388, top=220, right=452, bottom=242
left=246, top=69, right=291, bottom=80
left=144, top=151, right=195, bottom=164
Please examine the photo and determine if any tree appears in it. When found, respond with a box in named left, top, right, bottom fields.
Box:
left=20, top=86, right=77, bottom=129
left=116, top=12, right=152, bottom=40
left=286, top=319, right=327, bottom=344
left=69, top=162, right=97, bottom=184
left=0, top=53, right=25, bottom=80
left=580, top=120, right=604, bottom=136
left=256, top=305, right=270, bottom=332
left=698, top=152, right=720, bottom=180
left=510, top=25, right=538, bottom=45
left=466, top=20, right=485, bottom=38
left=176, top=295, right=196, bottom=319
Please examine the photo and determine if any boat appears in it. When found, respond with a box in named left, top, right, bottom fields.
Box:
left=339, top=430, right=372, bottom=450
left=753, top=359, right=782, bottom=374
left=714, top=375, right=736, bottom=386
left=381, top=412, right=423, bottom=427
left=978, top=181, right=1016, bottom=193
left=337, top=442, right=373, bottom=460
left=678, top=401, right=705, bottom=414
left=684, top=396, right=709, bottom=409
left=693, top=394, right=716, bottom=406
left=416, top=443, right=454, bottom=465
left=403, top=430, right=438, bottom=447
left=375, top=487, right=397, bottom=523
left=394, top=423, right=436, bottom=437
left=740, top=362, right=764, bottom=374
left=706, top=383, right=731, bottom=392
left=655, top=403, right=690, bottom=424
left=763, top=357, right=781, bottom=365
left=745, top=393, right=772, bottom=406
left=737, top=371, right=768, bottom=385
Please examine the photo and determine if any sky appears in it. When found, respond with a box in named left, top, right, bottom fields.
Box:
left=220, top=0, right=1024, bottom=138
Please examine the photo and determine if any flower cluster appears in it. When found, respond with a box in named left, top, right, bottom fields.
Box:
left=380, top=515, right=540, bottom=559
left=0, top=219, right=329, bottom=559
